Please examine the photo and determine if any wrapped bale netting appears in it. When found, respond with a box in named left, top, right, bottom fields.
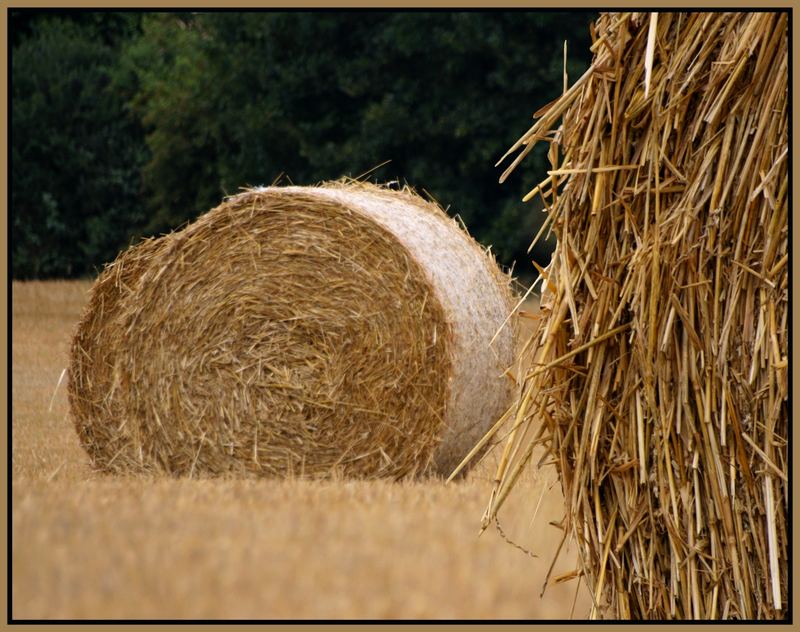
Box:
left=483, top=12, right=788, bottom=620
left=69, top=183, right=516, bottom=479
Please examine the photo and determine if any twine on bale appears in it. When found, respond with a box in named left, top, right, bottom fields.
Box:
left=68, top=182, right=516, bottom=479
left=477, top=12, right=788, bottom=619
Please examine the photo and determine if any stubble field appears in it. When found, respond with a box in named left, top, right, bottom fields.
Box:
left=12, top=280, right=590, bottom=620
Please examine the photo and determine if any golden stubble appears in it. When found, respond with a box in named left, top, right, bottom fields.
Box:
left=12, top=280, right=591, bottom=619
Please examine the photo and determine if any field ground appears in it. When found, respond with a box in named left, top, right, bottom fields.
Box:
left=12, top=280, right=591, bottom=620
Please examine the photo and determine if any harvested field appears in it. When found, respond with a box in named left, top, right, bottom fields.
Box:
left=12, top=280, right=591, bottom=620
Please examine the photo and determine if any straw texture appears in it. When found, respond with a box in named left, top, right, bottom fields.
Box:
left=484, top=12, right=788, bottom=619
left=69, top=182, right=515, bottom=479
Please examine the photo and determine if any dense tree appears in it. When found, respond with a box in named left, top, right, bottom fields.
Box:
left=11, top=12, right=146, bottom=278
left=12, top=11, right=595, bottom=278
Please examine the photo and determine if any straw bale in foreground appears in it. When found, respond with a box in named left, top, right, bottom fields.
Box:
left=482, top=12, right=788, bottom=620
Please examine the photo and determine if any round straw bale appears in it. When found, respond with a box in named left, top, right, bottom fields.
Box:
left=68, top=182, right=516, bottom=479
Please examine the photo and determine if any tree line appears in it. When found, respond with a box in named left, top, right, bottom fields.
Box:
left=11, top=11, right=594, bottom=279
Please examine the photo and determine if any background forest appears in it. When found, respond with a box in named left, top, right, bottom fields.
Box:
left=11, top=11, right=595, bottom=279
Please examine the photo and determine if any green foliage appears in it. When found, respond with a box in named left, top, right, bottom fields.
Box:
left=12, top=11, right=594, bottom=278
left=12, top=13, right=147, bottom=278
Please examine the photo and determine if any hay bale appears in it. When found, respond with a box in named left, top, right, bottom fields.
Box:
left=68, top=182, right=516, bottom=479
left=482, top=12, right=788, bottom=619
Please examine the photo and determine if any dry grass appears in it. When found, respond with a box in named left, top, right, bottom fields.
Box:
left=484, top=11, right=788, bottom=620
left=69, top=183, right=515, bottom=479
left=12, top=280, right=590, bottom=620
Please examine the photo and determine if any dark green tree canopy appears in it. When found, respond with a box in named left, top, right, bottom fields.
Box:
left=12, top=12, right=146, bottom=278
left=12, top=11, right=594, bottom=279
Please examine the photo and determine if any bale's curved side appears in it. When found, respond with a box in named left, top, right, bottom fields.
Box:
left=305, top=183, right=516, bottom=475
